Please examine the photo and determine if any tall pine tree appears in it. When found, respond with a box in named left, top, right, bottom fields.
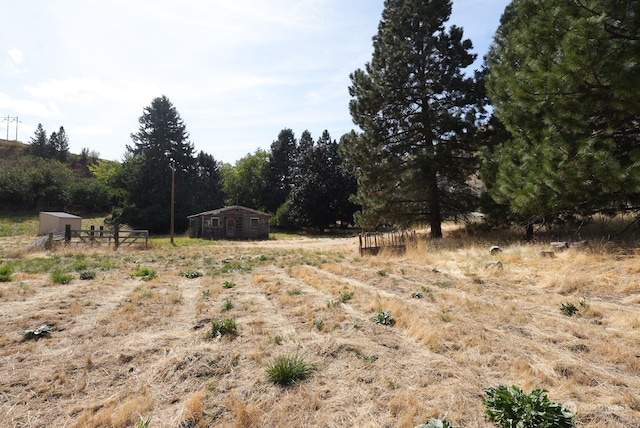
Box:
left=29, top=123, right=48, bottom=158
left=345, top=0, right=482, bottom=238
left=120, top=95, right=196, bottom=232
left=264, top=128, right=297, bottom=213
left=484, top=0, right=640, bottom=218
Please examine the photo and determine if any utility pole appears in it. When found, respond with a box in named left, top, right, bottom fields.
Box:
left=2, top=116, right=19, bottom=140
left=170, top=161, right=175, bottom=245
left=13, top=117, right=20, bottom=141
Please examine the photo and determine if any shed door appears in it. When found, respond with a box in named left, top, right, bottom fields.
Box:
left=226, top=218, right=236, bottom=238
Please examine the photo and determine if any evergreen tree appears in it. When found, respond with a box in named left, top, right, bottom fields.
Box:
left=29, top=123, right=48, bottom=158
left=485, top=0, right=640, bottom=218
left=345, top=0, right=482, bottom=238
left=192, top=151, right=224, bottom=211
left=120, top=95, right=196, bottom=232
left=55, top=126, right=69, bottom=162
left=289, top=130, right=358, bottom=230
left=264, top=128, right=297, bottom=213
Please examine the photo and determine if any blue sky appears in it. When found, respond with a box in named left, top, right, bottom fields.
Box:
left=1, top=0, right=510, bottom=164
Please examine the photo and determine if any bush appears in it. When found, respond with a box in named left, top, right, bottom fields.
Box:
left=79, top=270, right=96, bottom=280
left=51, top=269, right=73, bottom=284
left=483, top=385, right=576, bottom=428
left=266, top=355, right=314, bottom=386
left=0, top=265, right=13, bottom=282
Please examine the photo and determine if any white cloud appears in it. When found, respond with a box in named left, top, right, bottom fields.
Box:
left=24, top=78, right=160, bottom=106
left=3, top=48, right=27, bottom=74
left=0, top=93, right=61, bottom=117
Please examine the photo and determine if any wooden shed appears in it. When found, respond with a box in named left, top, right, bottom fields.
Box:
left=39, top=212, right=82, bottom=235
left=188, top=205, right=271, bottom=240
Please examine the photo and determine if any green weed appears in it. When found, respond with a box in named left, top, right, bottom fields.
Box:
left=206, top=318, right=238, bottom=339
left=132, top=267, right=157, bottom=281
left=222, top=281, right=236, bottom=289
left=180, top=269, right=203, bottom=279
left=266, top=354, right=314, bottom=386
left=561, top=302, right=579, bottom=316
left=0, top=264, right=14, bottom=282
left=372, top=310, right=395, bottom=326
left=483, top=385, right=576, bottom=428
left=79, top=270, right=96, bottom=280
left=221, top=298, right=234, bottom=312
left=51, top=269, right=73, bottom=284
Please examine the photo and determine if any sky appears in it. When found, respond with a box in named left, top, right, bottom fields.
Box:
left=1, top=0, right=510, bottom=164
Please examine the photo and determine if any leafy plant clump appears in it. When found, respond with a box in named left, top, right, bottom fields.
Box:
left=372, top=310, right=395, bottom=326
left=23, top=324, right=53, bottom=340
left=416, top=417, right=459, bottom=428
left=338, top=290, right=354, bottom=303
left=206, top=318, right=238, bottom=339
left=483, top=385, right=576, bottom=428
left=266, top=355, right=315, bottom=386
left=0, top=265, right=14, bottom=282
left=132, top=267, right=157, bottom=281
left=180, top=270, right=203, bottom=279
left=222, top=281, right=236, bottom=289
left=51, top=269, right=73, bottom=284
left=221, top=298, right=234, bottom=312
left=79, top=270, right=96, bottom=280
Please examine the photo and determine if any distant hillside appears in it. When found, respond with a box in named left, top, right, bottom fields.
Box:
left=0, top=138, right=97, bottom=180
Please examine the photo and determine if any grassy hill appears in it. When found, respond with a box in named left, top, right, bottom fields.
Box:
left=0, top=138, right=96, bottom=180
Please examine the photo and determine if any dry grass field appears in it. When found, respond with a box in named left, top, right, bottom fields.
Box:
left=1, top=224, right=639, bottom=427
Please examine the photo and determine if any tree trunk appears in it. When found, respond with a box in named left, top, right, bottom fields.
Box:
left=427, top=173, right=442, bottom=239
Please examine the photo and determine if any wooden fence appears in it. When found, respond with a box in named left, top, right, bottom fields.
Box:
left=358, top=230, right=416, bottom=256
left=45, top=224, right=149, bottom=249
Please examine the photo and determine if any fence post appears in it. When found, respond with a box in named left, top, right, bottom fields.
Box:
left=46, top=233, right=53, bottom=250
left=114, top=224, right=120, bottom=250
left=65, top=224, right=71, bottom=244
left=90, top=225, right=95, bottom=243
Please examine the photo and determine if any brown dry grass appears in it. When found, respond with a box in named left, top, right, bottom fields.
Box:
left=0, top=230, right=639, bottom=427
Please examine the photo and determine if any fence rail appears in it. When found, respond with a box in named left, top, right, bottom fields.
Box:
left=47, top=225, right=149, bottom=249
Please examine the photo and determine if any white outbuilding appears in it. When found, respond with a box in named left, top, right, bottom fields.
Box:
left=38, top=212, right=82, bottom=235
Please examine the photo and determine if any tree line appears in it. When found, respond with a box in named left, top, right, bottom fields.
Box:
left=3, top=0, right=638, bottom=238
left=0, top=95, right=358, bottom=234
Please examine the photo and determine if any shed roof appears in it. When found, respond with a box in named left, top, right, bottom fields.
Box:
left=187, top=205, right=271, bottom=218
left=40, top=212, right=82, bottom=219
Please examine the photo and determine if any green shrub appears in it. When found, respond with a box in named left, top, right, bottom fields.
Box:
left=338, top=290, right=354, bottom=303
left=483, top=385, right=576, bottom=428
left=372, top=310, right=395, bottom=326
left=266, top=355, right=314, bottom=386
left=206, top=318, right=238, bottom=338
left=132, top=267, right=157, bottom=281
left=223, top=281, right=236, bottom=289
left=0, top=265, right=14, bottom=282
left=79, top=270, right=96, bottom=280
left=51, top=269, right=73, bottom=284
